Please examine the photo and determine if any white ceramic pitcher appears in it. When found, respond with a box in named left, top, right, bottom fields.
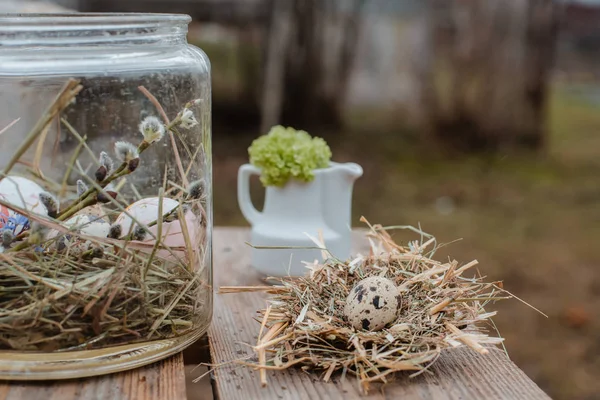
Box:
left=238, top=162, right=363, bottom=276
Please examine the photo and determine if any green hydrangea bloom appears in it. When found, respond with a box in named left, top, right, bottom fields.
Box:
left=248, top=125, right=332, bottom=187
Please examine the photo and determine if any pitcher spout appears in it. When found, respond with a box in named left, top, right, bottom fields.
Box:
left=339, top=162, right=363, bottom=179
left=321, top=162, right=363, bottom=236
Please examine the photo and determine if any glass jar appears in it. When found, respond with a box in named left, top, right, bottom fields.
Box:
left=0, top=13, right=212, bottom=379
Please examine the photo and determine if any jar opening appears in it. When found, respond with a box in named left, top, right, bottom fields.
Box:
left=0, top=13, right=192, bottom=47
left=0, top=12, right=191, bottom=26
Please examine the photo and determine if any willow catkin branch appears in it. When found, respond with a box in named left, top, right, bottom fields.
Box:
left=60, top=133, right=87, bottom=198
left=56, top=140, right=150, bottom=220
left=138, top=85, right=189, bottom=187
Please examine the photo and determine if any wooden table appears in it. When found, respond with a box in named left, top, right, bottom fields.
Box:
left=0, top=228, right=551, bottom=400
left=208, top=228, right=551, bottom=400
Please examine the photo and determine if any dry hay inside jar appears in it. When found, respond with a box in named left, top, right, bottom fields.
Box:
left=0, top=208, right=208, bottom=351
left=0, top=173, right=209, bottom=353
left=220, top=218, right=532, bottom=392
left=0, top=80, right=210, bottom=352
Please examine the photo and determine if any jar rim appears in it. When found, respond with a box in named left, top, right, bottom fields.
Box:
left=0, top=13, right=192, bottom=47
left=0, top=12, right=192, bottom=26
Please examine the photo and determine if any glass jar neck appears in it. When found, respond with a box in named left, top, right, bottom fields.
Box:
left=0, top=13, right=190, bottom=48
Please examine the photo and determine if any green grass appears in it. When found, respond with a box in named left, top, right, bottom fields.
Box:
left=548, top=83, right=600, bottom=163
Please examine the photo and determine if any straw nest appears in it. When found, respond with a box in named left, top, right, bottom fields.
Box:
left=221, top=218, right=519, bottom=392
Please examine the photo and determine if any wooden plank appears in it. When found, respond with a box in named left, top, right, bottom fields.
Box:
left=0, top=354, right=186, bottom=400
left=209, top=227, right=551, bottom=400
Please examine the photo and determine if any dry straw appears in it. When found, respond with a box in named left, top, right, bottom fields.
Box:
left=220, top=217, right=535, bottom=393
left=0, top=79, right=209, bottom=352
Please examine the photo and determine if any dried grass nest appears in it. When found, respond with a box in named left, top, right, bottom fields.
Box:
left=220, top=218, right=538, bottom=392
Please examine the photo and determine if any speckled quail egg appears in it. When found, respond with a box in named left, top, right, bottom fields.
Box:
left=113, top=197, right=204, bottom=260
left=343, top=276, right=401, bottom=331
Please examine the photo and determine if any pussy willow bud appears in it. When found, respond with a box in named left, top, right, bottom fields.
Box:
left=127, top=157, right=140, bottom=172
left=99, top=151, right=114, bottom=174
left=139, top=116, right=165, bottom=144
left=39, top=192, right=59, bottom=218
left=1, top=229, right=14, bottom=247
left=114, top=141, right=139, bottom=163
left=131, top=226, right=147, bottom=241
left=83, top=246, right=104, bottom=260
left=107, top=223, right=122, bottom=239
left=95, top=165, right=108, bottom=182
left=178, top=108, right=199, bottom=129
left=56, top=234, right=70, bottom=252
left=97, top=184, right=117, bottom=204
left=186, top=179, right=206, bottom=200
left=76, top=179, right=88, bottom=197
left=96, top=150, right=114, bottom=182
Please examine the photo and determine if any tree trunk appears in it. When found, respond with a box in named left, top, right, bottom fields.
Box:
left=260, top=0, right=366, bottom=131
left=420, top=0, right=559, bottom=154
left=260, top=0, right=294, bottom=133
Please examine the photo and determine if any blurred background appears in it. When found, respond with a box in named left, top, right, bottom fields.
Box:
left=5, top=0, right=600, bottom=399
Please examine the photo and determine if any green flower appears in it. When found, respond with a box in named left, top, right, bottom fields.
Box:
left=248, top=125, right=332, bottom=187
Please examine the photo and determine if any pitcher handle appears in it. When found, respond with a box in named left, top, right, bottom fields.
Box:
left=237, top=163, right=263, bottom=225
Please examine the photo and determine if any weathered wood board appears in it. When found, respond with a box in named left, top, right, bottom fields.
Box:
left=0, top=354, right=186, bottom=400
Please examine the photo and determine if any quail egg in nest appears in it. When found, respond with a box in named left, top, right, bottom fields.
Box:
left=343, top=276, right=401, bottom=331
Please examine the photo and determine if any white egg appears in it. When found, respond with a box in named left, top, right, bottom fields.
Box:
left=75, top=204, right=110, bottom=222
left=0, top=176, right=47, bottom=215
left=114, top=197, right=179, bottom=237
left=46, top=214, right=110, bottom=256
left=0, top=176, right=47, bottom=235
left=114, top=196, right=204, bottom=261
left=64, top=214, right=111, bottom=238
left=343, top=276, right=401, bottom=332
left=46, top=214, right=108, bottom=241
